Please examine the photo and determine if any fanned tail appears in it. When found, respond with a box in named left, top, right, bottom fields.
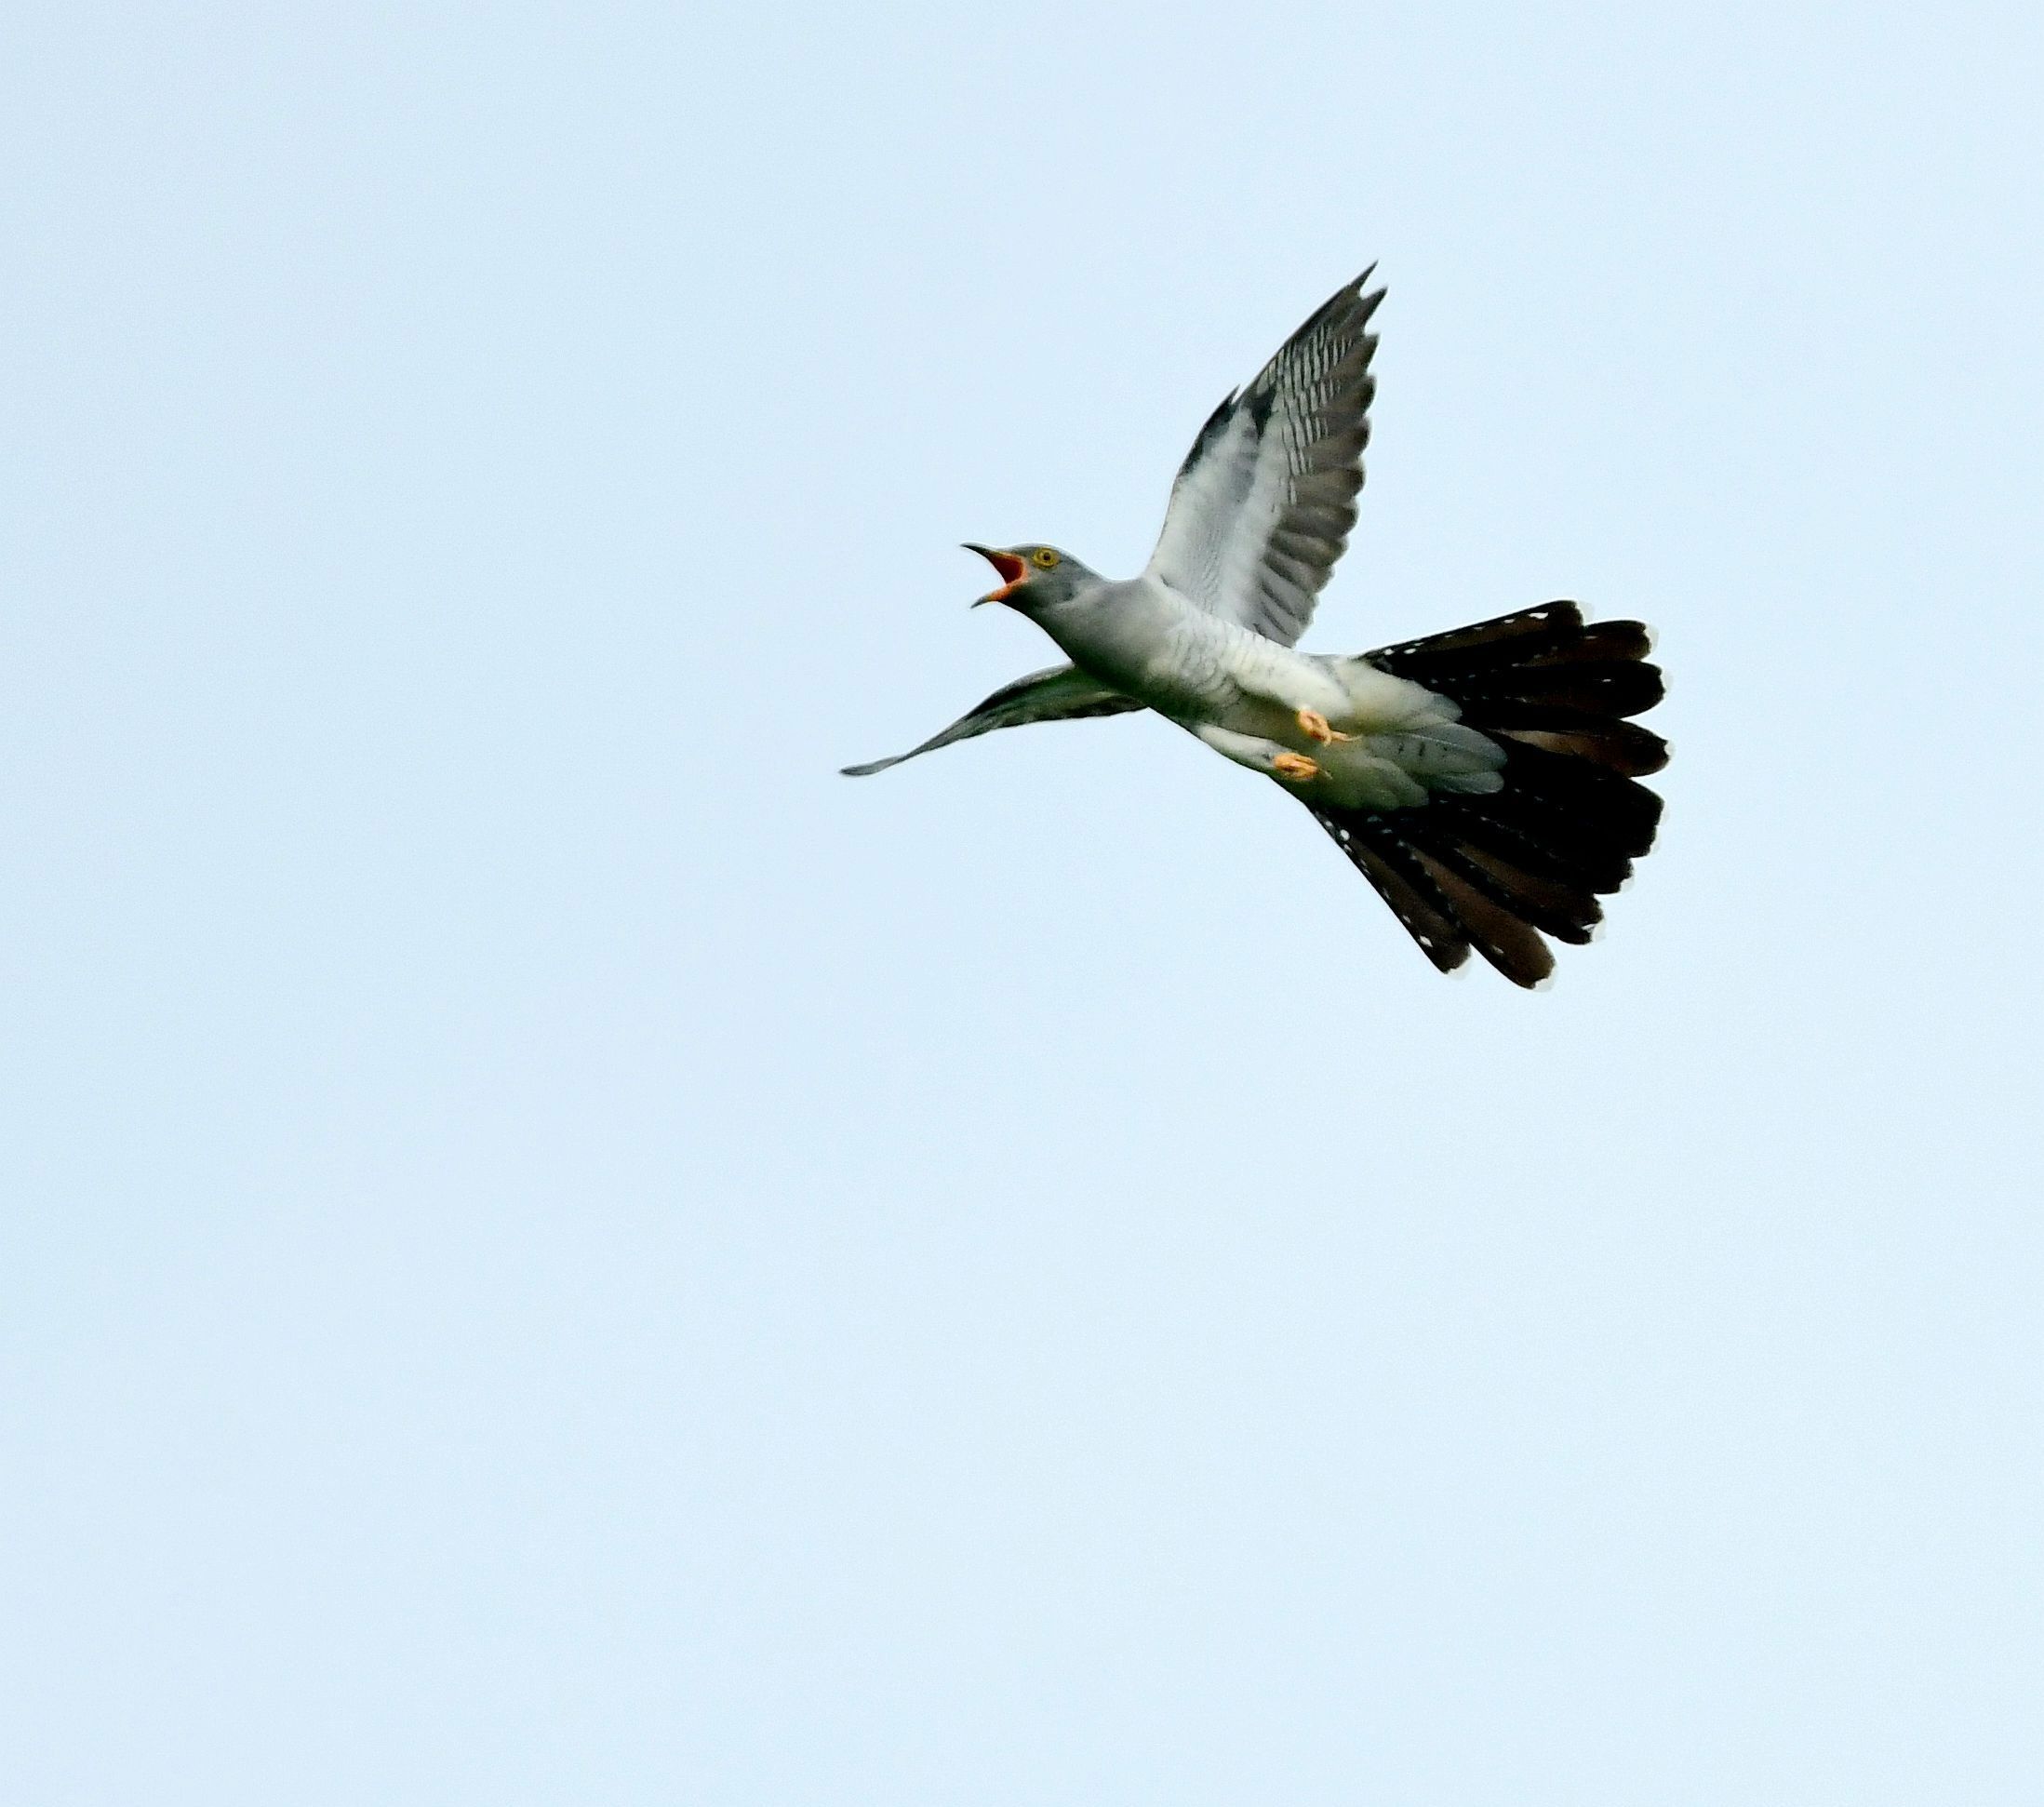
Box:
left=1311, top=603, right=1667, bottom=987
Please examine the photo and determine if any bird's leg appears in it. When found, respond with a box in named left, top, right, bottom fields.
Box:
left=1296, top=707, right=1355, bottom=744
left=1193, top=723, right=1319, bottom=784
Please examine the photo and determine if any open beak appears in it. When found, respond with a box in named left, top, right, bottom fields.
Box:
left=965, top=543, right=1028, bottom=606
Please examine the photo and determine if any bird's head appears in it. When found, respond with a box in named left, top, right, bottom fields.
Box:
left=965, top=543, right=1094, bottom=610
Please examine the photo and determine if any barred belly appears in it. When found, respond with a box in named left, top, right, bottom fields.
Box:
left=1142, top=615, right=1243, bottom=718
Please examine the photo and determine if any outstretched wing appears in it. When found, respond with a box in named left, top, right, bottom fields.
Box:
left=1143, top=269, right=1384, bottom=647
left=840, top=663, right=1140, bottom=777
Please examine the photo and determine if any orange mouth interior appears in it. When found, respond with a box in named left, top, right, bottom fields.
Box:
left=980, top=549, right=1028, bottom=598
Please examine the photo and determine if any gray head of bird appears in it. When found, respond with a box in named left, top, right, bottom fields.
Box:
left=965, top=543, right=1098, bottom=610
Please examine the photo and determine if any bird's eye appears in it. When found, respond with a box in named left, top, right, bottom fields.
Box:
left=1032, top=548, right=1060, bottom=569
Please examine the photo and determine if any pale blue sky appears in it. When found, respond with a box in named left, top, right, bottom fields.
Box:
left=5, top=2, right=2041, bottom=1802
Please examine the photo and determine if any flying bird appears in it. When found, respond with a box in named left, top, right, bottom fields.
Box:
left=843, top=269, right=1666, bottom=986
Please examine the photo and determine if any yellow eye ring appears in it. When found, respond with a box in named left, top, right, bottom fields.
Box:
left=1031, top=547, right=1060, bottom=569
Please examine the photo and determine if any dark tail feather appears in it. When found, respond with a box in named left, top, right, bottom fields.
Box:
left=1412, top=849, right=1556, bottom=986
left=1492, top=719, right=1667, bottom=776
left=1398, top=823, right=1599, bottom=946
left=1310, top=603, right=1667, bottom=987
left=1326, top=816, right=1470, bottom=975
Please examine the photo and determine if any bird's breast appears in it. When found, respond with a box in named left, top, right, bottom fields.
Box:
left=1127, top=614, right=1232, bottom=712
left=1036, top=584, right=1222, bottom=712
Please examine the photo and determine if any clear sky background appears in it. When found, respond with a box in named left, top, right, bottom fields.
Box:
left=5, top=3, right=2040, bottom=1801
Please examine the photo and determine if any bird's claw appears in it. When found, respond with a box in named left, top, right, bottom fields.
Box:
left=1272, top=752, right=1321, bottom=783
left=1296, top=708, right=1354, bottom=744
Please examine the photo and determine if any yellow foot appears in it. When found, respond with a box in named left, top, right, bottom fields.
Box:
left=1272, top=752, right=1320, bottom=783
left=1296, top=707, right=1355, bottom=744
